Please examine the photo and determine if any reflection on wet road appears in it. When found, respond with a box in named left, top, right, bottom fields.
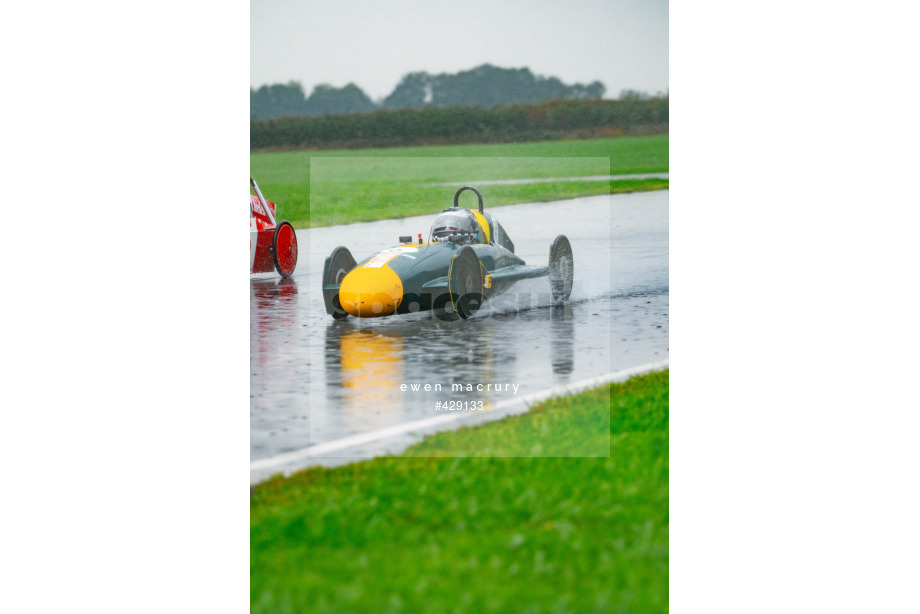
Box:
left=251, top=191, right=668, bottom=461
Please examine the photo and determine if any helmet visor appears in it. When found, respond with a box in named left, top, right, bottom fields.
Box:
left=431, top=210, right=479, bottom=242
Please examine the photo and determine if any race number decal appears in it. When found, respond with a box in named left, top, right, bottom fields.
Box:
left=363, top=246, right=418, bottom=269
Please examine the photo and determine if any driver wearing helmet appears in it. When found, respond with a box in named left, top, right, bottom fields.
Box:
left=430, top=208, right=482, bottom=245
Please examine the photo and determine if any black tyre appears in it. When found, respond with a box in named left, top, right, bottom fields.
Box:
left=331, top=296, right=349, bottom=320
left=450, top=246, right=484, bottom=319
left=326, top=246, right=355, bottom=285
left=324, top=246, right=356, bottom=319
left=549, top=235, right=574, bottom=302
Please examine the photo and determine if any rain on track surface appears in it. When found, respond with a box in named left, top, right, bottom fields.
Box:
left=251, top=191, right=668, bottom=464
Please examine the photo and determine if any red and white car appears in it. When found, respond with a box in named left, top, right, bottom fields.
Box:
left=250, top=178, right=297, bottom=277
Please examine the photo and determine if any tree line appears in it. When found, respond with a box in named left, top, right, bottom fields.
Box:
left=250, top=64, right=614, bottom=120
left=250, top=97, right=669, bottom=151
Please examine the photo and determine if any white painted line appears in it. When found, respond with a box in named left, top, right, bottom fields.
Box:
left=250, top=359, right=669, bottom=473
left=488, top=359, right=670, bottom=412
left=250, top=412, right=469, bottom=471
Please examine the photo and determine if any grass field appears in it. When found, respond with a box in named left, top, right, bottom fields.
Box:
left=250, top=135, right=668, bottom=228
left=251, top=369, right=669, bottom=613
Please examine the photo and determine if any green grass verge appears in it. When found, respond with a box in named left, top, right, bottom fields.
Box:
left=251, top=369, right=669, bottom=613
left=250, top=135, right=668, bottom=228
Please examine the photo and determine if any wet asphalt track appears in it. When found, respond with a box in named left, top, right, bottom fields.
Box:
left=250, top=191, right=669, bottom=469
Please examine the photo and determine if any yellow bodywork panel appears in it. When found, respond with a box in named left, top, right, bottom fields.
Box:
left=471, top=210, right=491, bottom=245
left=339, top=264, right=403, bottom=317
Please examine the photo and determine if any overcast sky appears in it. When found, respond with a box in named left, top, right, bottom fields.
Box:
left=251, top=0, right=668, bottom=102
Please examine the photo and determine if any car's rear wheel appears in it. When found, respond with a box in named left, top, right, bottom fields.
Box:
left=549, top=235, right=573, bottom=302
left=451, top=246, right=484, bottom=319
left=271, top=221, right=298, bottom=278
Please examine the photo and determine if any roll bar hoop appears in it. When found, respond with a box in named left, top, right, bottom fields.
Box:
left=453, top=186, right=484, bottom=213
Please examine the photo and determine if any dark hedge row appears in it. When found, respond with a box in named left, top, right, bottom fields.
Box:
left=250, top=98, right=668, bottom=151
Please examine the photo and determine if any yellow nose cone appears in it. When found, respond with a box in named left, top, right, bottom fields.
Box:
left=338, top=263, right=403, bottom=317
